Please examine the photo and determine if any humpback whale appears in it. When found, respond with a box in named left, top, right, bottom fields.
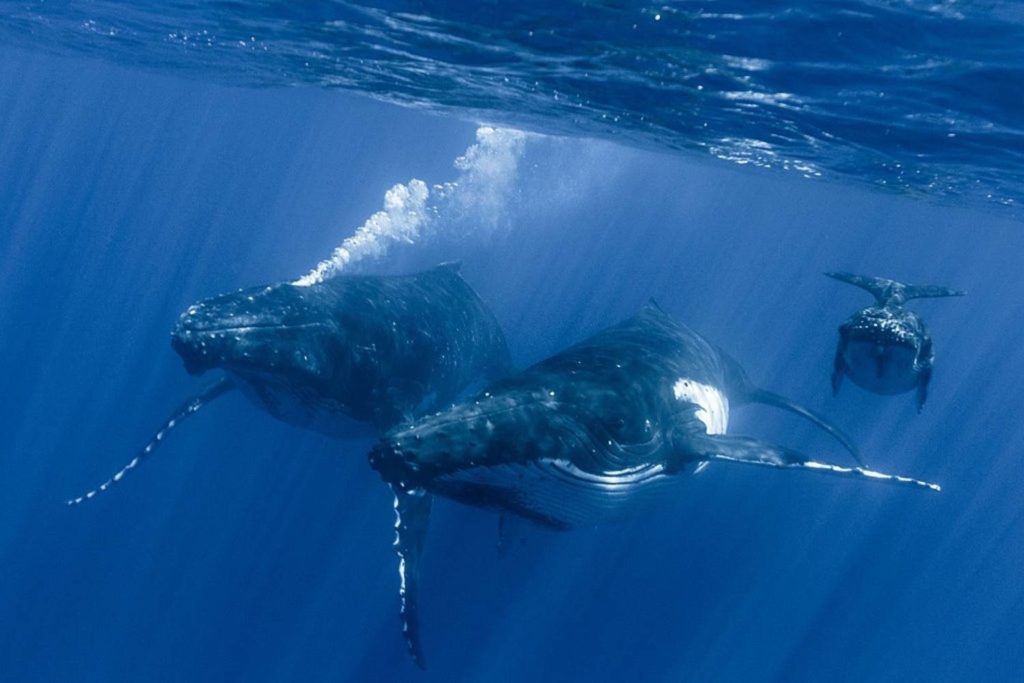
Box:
left=826, top=272, right=964, bottom=411
left=369, top=303, right=939, bottom=666
left=68, top=263, right=510, bottom=504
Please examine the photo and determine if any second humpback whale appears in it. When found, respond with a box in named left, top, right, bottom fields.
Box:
left=826, top=272, right=964, bottom=411
left=369, top=303, right=939, bottom=666
left=68, top=263, right=510, bottom=504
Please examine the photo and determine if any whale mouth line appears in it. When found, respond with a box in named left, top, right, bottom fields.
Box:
left=179, top=321, right=326, bottom=335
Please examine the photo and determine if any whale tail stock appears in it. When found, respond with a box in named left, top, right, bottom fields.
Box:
left=66, top=377, right=235, bottom=506
left=825, top=272, right=965, bottom=306
left=684, top=433, right=940, bottom=492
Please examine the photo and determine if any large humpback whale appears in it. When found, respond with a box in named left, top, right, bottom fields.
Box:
left=68, top=263, right=510, bottom=504
left=826, top=272, right=964, bottom=411
left=369, top=303, right=939, bottom=666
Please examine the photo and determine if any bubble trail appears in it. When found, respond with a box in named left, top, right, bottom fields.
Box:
left=295, top=126, right=528, bottom=286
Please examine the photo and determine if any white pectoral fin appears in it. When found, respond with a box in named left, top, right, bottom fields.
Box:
left=66, top=377, right=235, bottom=506
left=391, top=485, right=433, bottom=669
left=691, top=434, right=940, bottom=492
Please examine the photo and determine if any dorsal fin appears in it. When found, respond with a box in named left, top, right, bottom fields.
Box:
left=825, top=272, right=965, bottom=306
left=641, top=298, right=667, bottom=316
left=434, top=260, right=462, bottom=274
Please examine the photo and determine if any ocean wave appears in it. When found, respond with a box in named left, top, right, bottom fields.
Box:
left=2, top=1, right=1022, bottom=210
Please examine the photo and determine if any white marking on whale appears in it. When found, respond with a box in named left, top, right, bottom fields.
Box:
left=673, top=377, right=729, bottom=434
left=435, top=457, right=680, bottom=527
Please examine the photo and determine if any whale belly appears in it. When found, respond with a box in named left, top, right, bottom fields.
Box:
left=844, top=341, right=920, bottom=394
left=233, top=374, right=374, bottom=437
left=429, top=377, right=729, bottom=527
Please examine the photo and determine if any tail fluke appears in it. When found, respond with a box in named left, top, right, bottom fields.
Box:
left=392, top=485, right=433, bottom=669
left=749, top=388, right=862, bottom=466
left=901, top=283, right=967, bottom=301
left=66, top=378, right=234, bottom=506
left=689, top=433, right=940, bottom=492
left=825, top=272, right=964, bottom=306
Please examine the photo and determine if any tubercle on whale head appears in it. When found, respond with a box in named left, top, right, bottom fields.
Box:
left=370, top=414, right=466, bottom=487
left=170, top=281, right=339, bottom=380
left=368, top=438, right=421, bottom=489
left=369, top=417, right=469, bottom=491
left=370, top=391, right=530, bottom=485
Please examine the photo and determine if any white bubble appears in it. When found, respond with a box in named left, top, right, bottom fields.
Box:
left=295, top=126, right=529, bottom=286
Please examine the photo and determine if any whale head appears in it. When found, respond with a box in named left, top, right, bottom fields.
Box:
left=169, top=281, right=377, bottom=432
left=172, top=282, right=340, bottom=382
left=370, top=393, right=530, bottom=486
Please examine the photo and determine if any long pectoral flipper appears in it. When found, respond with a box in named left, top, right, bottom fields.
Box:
left=749, top=389, right=862, bottom=466
left=391, top=485, right=433, bottom=669
left=66, top=378, right=234, bottom=506
left=686, top=433, right=940, bottom=492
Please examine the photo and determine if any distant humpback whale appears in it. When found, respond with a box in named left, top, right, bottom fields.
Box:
left=68, top=263, right=510, bottom=504
left=826, top=272, right=964, bottom=411
left=369, top=303, right=939, bottom=667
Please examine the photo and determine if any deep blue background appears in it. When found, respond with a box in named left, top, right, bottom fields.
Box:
left=1, top=46, right=1023, bottom=682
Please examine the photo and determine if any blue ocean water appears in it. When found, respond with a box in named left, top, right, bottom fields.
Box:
left=1, top=3, right=1023, bottom=682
